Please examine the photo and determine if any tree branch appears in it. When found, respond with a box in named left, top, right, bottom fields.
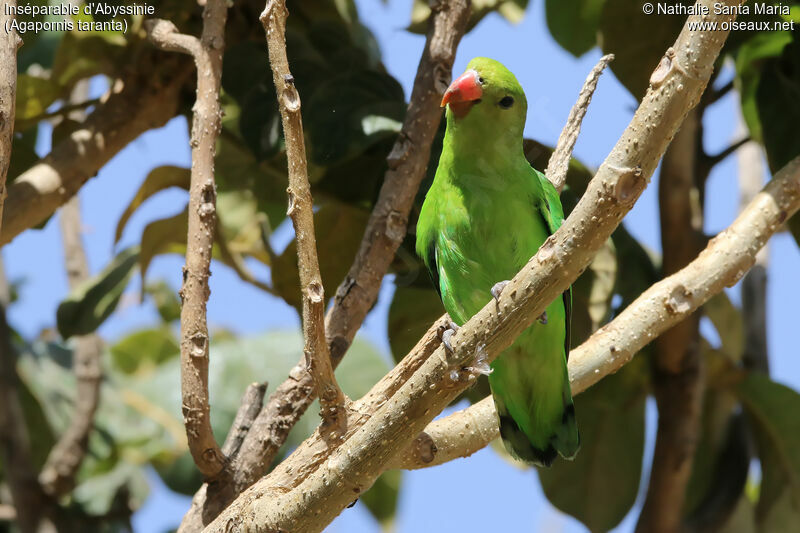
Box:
left=174, top=4, right=472, bottom=529
left=545, top=54, right=614, bottom=192
left=146, top=3, right=229, bottom=479
left=221, top=382, right=268, bottom=459
left=38, top=196, right=103, bottom=497
left=638, top=106, right=705, bottom=533
left=388, top=154, right=800, bottom=470
left=0, top=7, right=50, bottom=532
left=205, top=4, right=741, bottom=530
left=262, top=0, right=346, bottom=430
left=0, top=0, right=21, bottom=234
left=738, top=135, right=769, bottom=373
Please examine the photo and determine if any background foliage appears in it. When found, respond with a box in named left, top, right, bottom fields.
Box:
left=3, top=0, right=800, bottom=531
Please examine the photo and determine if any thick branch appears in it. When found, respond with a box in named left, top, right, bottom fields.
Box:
left=390, top=154, right=800, bottom=469
left=545, top=54, right=613, bottom=192
left=639, top=106, right=705, bottom=533
left=147, top=4, right=229, bottom=479
left=0, top=52, right=189, bottom=246
left=38, top=197, right=103, bottom=497
left=0, top=305, right=48, bottom=533
left=0, top=1, right=20, bottom=231
left=262, top=0, right=346, bottom=429
left=206, top=4, right=740, bottom=530
left=0, top=8, right=48, bottom=532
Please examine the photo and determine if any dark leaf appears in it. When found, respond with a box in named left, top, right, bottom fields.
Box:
left=737, top=373, right=800, bottom=529
left=538, top=356, right=647, bottom=532
left=144, top=280, right=182, bottom=323
left=114, top=166, right=190, bottom=244
left=545, top=0, right=605, bottom=57
left=56, top=246, right=139, bottom=338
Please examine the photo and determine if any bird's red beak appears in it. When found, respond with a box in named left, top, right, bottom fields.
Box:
left=441, top=69, right=483, bottom=108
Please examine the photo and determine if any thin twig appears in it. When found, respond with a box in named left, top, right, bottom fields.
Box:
left=39, top=196, right=103, bottom=497
left=389, top=154, right=800, bottom=470
left=262, top=0, right=347, bottom=430
left=146, top=4, right=229, bottom=479
left=221, top=382, right=268, bottom=458
left=545, top=54, right=614, bottom=192
left=206, top=4, right=744, bottom=530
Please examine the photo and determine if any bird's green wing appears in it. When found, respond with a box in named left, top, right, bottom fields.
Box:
left=534, top=168, right=572, bottom=358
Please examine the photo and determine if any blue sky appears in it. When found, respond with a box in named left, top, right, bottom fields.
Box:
left=4, top=1, right=800, bottom=532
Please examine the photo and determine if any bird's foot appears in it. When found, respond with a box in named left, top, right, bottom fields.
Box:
left=537, top=311, right=548, bottom=325
left=438, top=317, right=460, bottom=360
left=491, top=280, right=510, bottom=304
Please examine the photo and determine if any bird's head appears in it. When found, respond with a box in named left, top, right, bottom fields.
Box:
left=441, top=57, right=528, bottom=141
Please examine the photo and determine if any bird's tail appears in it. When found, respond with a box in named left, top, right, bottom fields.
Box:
left=489, top=336, right=580, bottom=467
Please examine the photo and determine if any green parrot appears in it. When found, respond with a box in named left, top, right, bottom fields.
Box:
left=416, top=57, right=579, bottom=467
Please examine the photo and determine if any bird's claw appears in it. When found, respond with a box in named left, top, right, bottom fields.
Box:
left=537, top=311, right=548, bottom=325
left=441, top=328, right=455, bottom=354
left=491, top=280, right=510, bottom=304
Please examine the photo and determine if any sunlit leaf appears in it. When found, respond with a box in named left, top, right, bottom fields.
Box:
left=737, top=374, right=800, bottom=529
left=110, top=326, right=179, bottom=375
left=144, top=280, right=181, bottom=323
left=114, top=165, right=190, bottom=244
left=15, top=74, right=60, bottom=121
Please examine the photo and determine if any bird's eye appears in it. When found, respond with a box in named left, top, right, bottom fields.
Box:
left=478, top=76, right=485, bottom=85
left=499, top=96, right=514, bottom=109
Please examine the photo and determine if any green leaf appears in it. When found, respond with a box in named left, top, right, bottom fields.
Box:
left=570, top=237, right=616, bottom=346
left=304, top=69, right=405, bottom=165
left=15, top=74, right=60, bottom=121
left=408, top=0, right=530, bottom=34
left=735, top=30, right=792, bottom=145
left=537, top=357, right=647, bottom=532
left=272, top=203, right=369, bottom=311
left=754, top=33, right=800, bottom=172
left=704, top=292, right=744, bottom=362
left=684, top=374, right=750, bottom=529
left=545, top=0, right=605, bottom=57
left=52, top=31, right=125, bottom=88
left=360, top=470, right=402, bottom=526
left=56, top=246, right=139, bottom=338
left=72, top=462, right=149, bottom=516
left=135, top=330, right=389, bottom=494
left=611, top=224, right=659, bottom=310
left=138, top=209, right=188, bottom=284
left=388, top=283, right=444, bottom=363
left=144, top=280, right=182, bottom=323
left=110, top=327, right=179, bottom=375
left=114, top=165, right=190, bottom=244
left=599, top=0, right=688, bottom=99
left=736, top=373, right=800, bottom=529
